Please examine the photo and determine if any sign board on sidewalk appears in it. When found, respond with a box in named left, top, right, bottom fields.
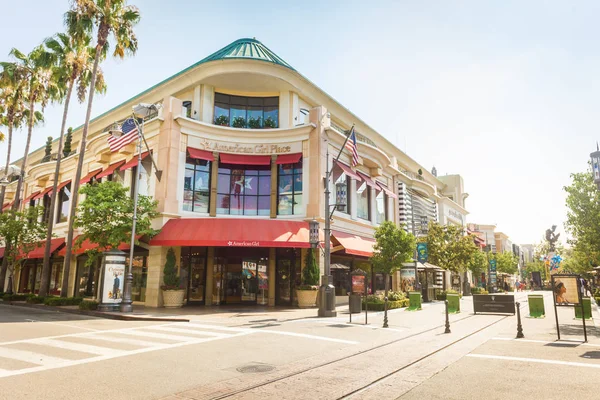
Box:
left=473, top=294, right=515, bottom=315
left=351, top=275, right=365, bottom=295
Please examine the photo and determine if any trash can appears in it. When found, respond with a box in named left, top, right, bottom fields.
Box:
left=528, top=294, right=545, bottom=318
left=575, top=297, right=592, bottom=320
left=447, top=293, right=460, bottom=313
left=349, top=293, right=362, bottom=313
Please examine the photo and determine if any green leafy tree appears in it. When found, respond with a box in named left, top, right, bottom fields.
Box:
left=562, top=248, right=594, bottom=277
left=300, top=248, right=319, bottom=288
left=40, top=30, right=107, bottom=298
left=63, top=127, right=73, bottom=156
left=564, top=168, right=600, bottom=266
left=62, top=0, right=141, bottom=297
left=42, top=136, right=53, bottom=162
left=371, top=221, right=416, bottom=298
left=468, top=249, right=488, bottom=282
left=0, top=207, right=47, bottom=292
left=161, top=248, right=180, bottom=290
left=523, top=259, right=547, bottom=281
left=72, top=181, right=158, bottom=288
left=494, top=251, right=519, bottom=274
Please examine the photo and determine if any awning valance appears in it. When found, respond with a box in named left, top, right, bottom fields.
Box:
left=2, top=202, right=13, bottom=211
left=80, top=168, right=102, bottom=184
left=275, top=153, right=302, bottom=165
left=49, top=180, right=71, bottom=197
left=376, top=182, right=398, bottom=199
left=120, top=152, right=150, bottom=171
left=187, top=147, right=214, bottom=162
left=20, top=238, right=66, bottom=259
left=332, top=230, right=375, bottom=257
left=357, top=171, right=378, bottom=189
left=33, top=187, right=52, bottom=201
left=220, top=154, right=271, bottom=166
left=334, top=160, right=362, bottom=181
left=96, top=160, right=126, bottom=179
left=24, top=191, right=41, bottom=203
left=150, top=218, right=311, bottom=248
left=58, top=235, right=140, bottom=256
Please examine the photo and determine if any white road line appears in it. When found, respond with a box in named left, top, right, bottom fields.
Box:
left=33, top=339, right=123, bottom=356
left=185, top=323, right=254, bottom=333
left=257, top=330, right=359, bottom=344
left=33, top=321, right=101, bottom=332
left=467, top=353, right=600, bottom=369
left=0, top=331, right=253, bottom=379
left=117, top=329, right=213, bottom=342
left=0, top=347, right=70, bottom=366
left=491, top=337, right=600, bottom=347
left=85, top=335, right=167, bottom=348
left=149, top=326, right=228, bottom=337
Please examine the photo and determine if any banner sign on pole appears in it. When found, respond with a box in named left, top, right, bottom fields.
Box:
left=417, top=242, right=428, bottom=263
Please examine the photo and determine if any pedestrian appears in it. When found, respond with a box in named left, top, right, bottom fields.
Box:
left=504, top=281, right=509, bottom=292
left=530, top=279, right=535, bottom=291
left=515, top=281, right=520, bottom=292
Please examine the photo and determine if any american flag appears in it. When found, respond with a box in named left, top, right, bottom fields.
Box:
left=107, top=118, right=139, bottom=152
left=345, top=126, right=359, bottom=166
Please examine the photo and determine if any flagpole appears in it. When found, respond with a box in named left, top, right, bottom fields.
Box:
left=335, top=124, right=355, bottom=161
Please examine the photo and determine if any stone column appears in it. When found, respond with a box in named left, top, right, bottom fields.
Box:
left=155, top=97, right=183, bottom=215
left=270, top=155, right=277, bottom=218
left=209, top=152, right=219, bottom=217
left=145, top=246, right=168, bottom=307
left=67, top=258, right=77, bottom=297
left=268, top=248, right=276, bottom=306
left=306, top=106, right=328, bottom=219
left=205, top=247, right=214, bottom=305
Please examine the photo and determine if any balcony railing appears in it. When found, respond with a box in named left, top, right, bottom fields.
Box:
left=400, top=169, right=425, bottom=182
left=330, top=121, right=378, bottom=148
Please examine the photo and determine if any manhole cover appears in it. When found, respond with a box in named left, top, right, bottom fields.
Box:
left=237, top=364, right=276, bottom=373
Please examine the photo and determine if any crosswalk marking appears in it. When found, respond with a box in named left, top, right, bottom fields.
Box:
left=0, top=347, right=70, bottom=366
left=33, top=339, right=123, bottom=356
left=149, top=326, right=228, bottom=337
left=84, top=335, right=166, bottom=348
left=116, top=329, right=211, bottom=342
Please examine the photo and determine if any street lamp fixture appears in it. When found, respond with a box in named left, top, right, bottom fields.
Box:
left=0, top=177, right=8, bottom=187
left=308, top=218, right=319, bottom=248
left=119, top=103, right=163, bottom=313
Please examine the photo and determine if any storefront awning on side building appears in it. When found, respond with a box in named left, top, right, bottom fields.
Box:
left=331, top=230, right=375, bottom=257
left=19, top=238, right=66, bottom=260
left=58, top=235, right=141, bottom=256
left=150, top=218, right=311, bottom=248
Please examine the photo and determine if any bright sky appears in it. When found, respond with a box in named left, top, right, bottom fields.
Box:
left=1, top=0, right=598, bottom=245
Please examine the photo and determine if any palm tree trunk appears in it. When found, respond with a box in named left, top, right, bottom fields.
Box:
left=13, top=100, right=35, bottom=212
left=39, top=80, right=74, bottom=297
left=0, top=122, right=14, bottom=211
left=0, top=243, right=11, bottom=292
left=61, top=46, right=102, bottom=297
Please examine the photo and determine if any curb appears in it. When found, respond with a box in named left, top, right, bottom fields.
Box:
left=0, top=301, right=189, bottom=322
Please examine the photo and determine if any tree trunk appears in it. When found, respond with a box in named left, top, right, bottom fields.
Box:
left=13, top=100, right=36, bottom=212
left=39, top=80, right=74, bottom=297
left=384, top=272, right=389, bottom=299
left=0, top=121, right=14, bottom=212
left=61, top=45, right=103, bottom=297
left=0, top=242, right=11, bottom=292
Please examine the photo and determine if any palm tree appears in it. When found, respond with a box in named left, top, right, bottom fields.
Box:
left=38, top=32, right=106, bottom=298
left=61, top=0, right=140, bottom=297
left=0, top=46, right=56, bottom=212
left=0, top=78, right=26, bottom=210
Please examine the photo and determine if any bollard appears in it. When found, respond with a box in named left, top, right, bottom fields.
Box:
left=383, top=296, right=389, bottom=328
left=348, top=293, right=352, bottom=324
left=516, top=301, right=524, bottom=338
left=444, top=300, right=451, bottom=334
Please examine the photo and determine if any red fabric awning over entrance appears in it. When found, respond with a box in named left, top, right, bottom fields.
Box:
left=357, top=171, right=378, bottom=189
left=120, top=152, right=150, bottom=171
left=275, top=153, right=302, bottom=165
left=58, top=235, right=139, bottom=256
left=33, top=187, right=52, bottom=201
left=2, top=202, right=13, bottom=211
left=80, top=168, right=102, bottom=185
left=188, top=147, right=214, bottom=161
left=48, top=180, right=71, bottom=197
left=150, top=218, right=311, bottom=248
left=21, top=238, right=66, bottom=259
left=24, top=191, right=41, bottom=203
left=334, top=160, right=362, bottom=181
left=96, top=160, right=126, bottom=179
left=332, top=230, right=375, bottom=257
left=220, top=154, right=271, bottom=166
left=376, top=182, right=398, bottom=199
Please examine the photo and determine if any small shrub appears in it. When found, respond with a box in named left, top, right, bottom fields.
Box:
left=595, top=297, right=600, bottom=305
left=264, top=116, right=277, bottom=128
left=43, top=297, right=84, bottom=306
left=436, top=289, right=462, bottom=301
left=79, top=300, right=99, bottom=311
left=362, top=298, right=408, bottom=311
left=247, top=117, right=262, bottom=129
left=3, top=293, right=28, bottom=302
left=386, top=291, right=406, bottom=301
left=162, top=248, right=181, bottom=290
left=232, top=116, right=246, bottom=128
left=26, top=295, right=46, bottom=304
left=214, top=115, right=229, bottom=126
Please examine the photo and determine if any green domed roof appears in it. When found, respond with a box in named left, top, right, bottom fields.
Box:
left=199, top=38, right=295, bottom=70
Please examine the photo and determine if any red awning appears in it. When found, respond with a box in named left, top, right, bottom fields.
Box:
left=376, top=182, right=398, bottom=199
left=2, top=202, right=13, bottom=211
left=188, top=147, right=214, bottom=161
left=220, top=154, right=271, bottom=166
left=332, top=230, right=375, bottom=257
left=33, top=187, right=52, bottom=201
left=81, top=168, right=102, bottom=184
left=21, top=238, right=66, bottom=259
left=334, top=160, right=362, bottom=181
left=96, top=160, right=126, bottom=179
left=357, top=171, right=378, bottom=189
left=150, top=218, right=311, bottom=248
left=120, top=152, right=150, bottom=171
left=48, top=180, right=71, bottom=197
left=275, top=153, right=302, bottom=165
left=24, top=191, right=41, bottom=203
left=58, top=235, right=140, bottom=256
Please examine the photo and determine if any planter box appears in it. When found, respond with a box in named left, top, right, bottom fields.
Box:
left=162, top=289, right=185, bottom=308
left=447, top=293, right=460, bottom=313
left=528, top=294, right=545, bottom=318
left=296, top=289, right=318, bottom=308
left=574, top=297, right=592, bottom=320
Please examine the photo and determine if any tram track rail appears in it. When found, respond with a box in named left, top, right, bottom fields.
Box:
left=206, top=298, right=531, bottom=400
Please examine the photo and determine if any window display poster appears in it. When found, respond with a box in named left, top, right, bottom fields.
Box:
left=102, top=262, right=125, bottom=304
left=400, top=269, right=416, bottom=292
left=352, top=275, right=365, bottom=294
left=553, top=276, right=580, bottom=306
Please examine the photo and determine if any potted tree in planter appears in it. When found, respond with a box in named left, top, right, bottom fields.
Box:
left=161, top=248, right=185, bottom=308
left=232, top=116, right=246, bottom=128
left=214, top=115, right=229, bottom=126
left=296, top=248, right=319, bottom=307
left=264, top=116, right=277, bottom=129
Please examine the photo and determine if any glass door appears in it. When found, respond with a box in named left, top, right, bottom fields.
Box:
left=188, top=254, right=206, bottom=303
left=241, top=260, right=258, bottom=303
left=212, top=258, right=225, bottom=305
left=257, top=258, right=268, bottom=305
left=225, top=262, right=243, bottom=304
left=276, top=260, right=292, bottom=306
